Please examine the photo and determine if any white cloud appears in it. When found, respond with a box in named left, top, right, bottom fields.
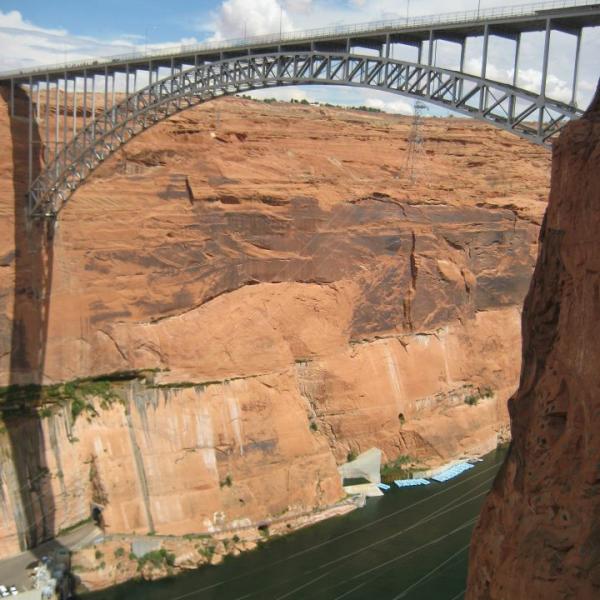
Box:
left=247, top=86, right=314, bottom=102
left=365, top=96, right=413, bottom=114
left=0, top=9, right=141, bottom=72
left=209, top=0, right=294, bottom=41
left=465, top=57, right=575, bottom=103
left=0, top=9, right=203, bottom=74
left=0, top=9, right=65, bottom=36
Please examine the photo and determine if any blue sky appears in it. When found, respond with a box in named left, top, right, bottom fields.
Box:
left=0, top=0, right=207, bottom=43
left=0, top=0, right=598, bottom=113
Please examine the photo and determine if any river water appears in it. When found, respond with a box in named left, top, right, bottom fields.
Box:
left=86, top=448, right=506, bottom=600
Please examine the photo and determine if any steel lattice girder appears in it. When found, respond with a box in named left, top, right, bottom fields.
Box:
left=29, top=51, right=581, bottom=217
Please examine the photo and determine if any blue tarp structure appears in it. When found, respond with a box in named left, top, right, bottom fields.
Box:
left=393, top=478, right=430, bottom=488
left=431, top=462, right=474, bottom=482
left=377, top=483, right=391, bottom=491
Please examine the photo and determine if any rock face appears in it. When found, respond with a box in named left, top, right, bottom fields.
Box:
left=0, top=90, right=550, bottom=559
left=467, top=87, right=600, bottom=598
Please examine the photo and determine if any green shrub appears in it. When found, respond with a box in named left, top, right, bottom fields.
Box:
left=258, top=524, right=270, bottom=538
left=137, top=548, right=176, bottom=570
left=464, top=385, right=494, bottom=406
left=481, top=386, right=494, bottom=399
left=114, top=547, right=125, bottom=558
left=220, top=474, right=233, bottom=488
left=346, top=450, right=358, bottom=462
left=71, top=397, right=87, bottom=421
left=198, top=544, right=215, bottom=560
left=464, top=395, right=479, bottom=406
left=381, top=455, right=414, bottom=483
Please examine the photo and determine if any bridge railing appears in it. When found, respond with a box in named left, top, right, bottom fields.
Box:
left=0, top=0, right=596, bottom=79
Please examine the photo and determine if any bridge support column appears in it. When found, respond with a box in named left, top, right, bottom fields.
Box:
left=103, top=67, right=109, bottom=135
left=82, top=71, right=87, bottom=146
left=72, top=78, right=77, bottom=139
left=28, top=77, right=33, bottom=213
left=63, top=72, right=68, bottom=172
left=54, top=80, right=59, bottom=177
left=427, top=30, right=434, bottom=97
left=111, top=72, right=116, bottom=125
left=9, top=78, right=14, bottom=118
left=539, top=18, right=552, bottom=135
left=91, top=75, right=96, bottom=143
left=125, top=64, right=130, bottom=102
left=458, top=39, right=466, bottom=101
left=571, top=28, right=582, bottom=107
left=540, top=19, right=551, bottom=98
left=480, top=24, right=489, bottom=112
left=44, top=76, right=50, bottom=164
left=509, top=33, right=521, bottom=122
left=35, top=81, right=40, bottom=121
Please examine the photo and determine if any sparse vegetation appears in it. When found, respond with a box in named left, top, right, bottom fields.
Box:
left=114, top=547, right=125, bottom=558
left=464, top=386, right=494, bottom=406
left=95, top=549, right=104, bottom=560
left=346, top=450, right=358, bottom=462
left=198, top=544, right=216, bottom=560
left=56, top=517, right=93, bottom=537
left=237, top=94, right=388, bottom=114
left=309, top=420, right=318, bottom=432
left=136, top=548, right=176, bottom=571
left=258, top=524, right=270, bottom=538
left=220, top=474, right=233, bottom=488
left=0, top=373, right=136, bottom=423
left=39, top=406, right=53, bottom=418
left=381, top=455, right=417, bottom=484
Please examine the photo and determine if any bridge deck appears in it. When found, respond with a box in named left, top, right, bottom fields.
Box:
left=1, top=1, right=599, bottom=83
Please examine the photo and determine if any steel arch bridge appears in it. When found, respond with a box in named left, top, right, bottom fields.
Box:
left=2, top=0, right=599, bottom=217
left=23, top=52, right=584, bottom=217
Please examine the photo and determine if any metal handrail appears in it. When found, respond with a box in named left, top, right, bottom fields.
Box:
left=1, top=0, right=596, bottom=79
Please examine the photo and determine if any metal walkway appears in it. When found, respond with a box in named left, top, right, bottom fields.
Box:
left=1, top=0, right=599, bottom=217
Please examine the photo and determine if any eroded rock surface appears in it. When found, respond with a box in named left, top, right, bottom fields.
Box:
left=0, top=92, right=550, bottom=559
left=467, top=88, right=600, bottom=599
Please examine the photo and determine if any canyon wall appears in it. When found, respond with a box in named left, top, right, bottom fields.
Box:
left=467, top=87, right=600, bottom=598
left=0, top=90, right=549, bottom=557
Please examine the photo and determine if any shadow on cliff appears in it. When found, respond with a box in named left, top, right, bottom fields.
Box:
left=1, top=84, right=60, bottom=557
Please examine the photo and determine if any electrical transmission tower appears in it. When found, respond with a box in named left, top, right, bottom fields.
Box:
left=404, top=101, right=428, bottom=183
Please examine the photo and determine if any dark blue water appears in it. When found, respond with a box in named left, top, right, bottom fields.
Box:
left=86, top=448, right=506, bottom=600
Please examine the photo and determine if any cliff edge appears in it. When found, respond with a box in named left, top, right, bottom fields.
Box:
left=467, top=83, right=600, bottom=599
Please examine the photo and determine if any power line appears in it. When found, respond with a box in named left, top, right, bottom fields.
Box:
left=165, top=464, right=499, bottom=600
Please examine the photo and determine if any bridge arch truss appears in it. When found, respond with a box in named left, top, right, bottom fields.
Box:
left=25, top=52, right=582, bottom=216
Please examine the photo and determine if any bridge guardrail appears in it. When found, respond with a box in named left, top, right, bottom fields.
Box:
left=0, top=0, right=597, bottom=79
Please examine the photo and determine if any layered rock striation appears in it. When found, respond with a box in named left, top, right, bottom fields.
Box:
left=467, top=87, right=600, bottom=598
left=0, top=91, right=550, bottom=559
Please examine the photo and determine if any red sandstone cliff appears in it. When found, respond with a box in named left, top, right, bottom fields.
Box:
left=467, top=85, right=600, bottom=598
left=0, top=91, right=550, bottom=562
